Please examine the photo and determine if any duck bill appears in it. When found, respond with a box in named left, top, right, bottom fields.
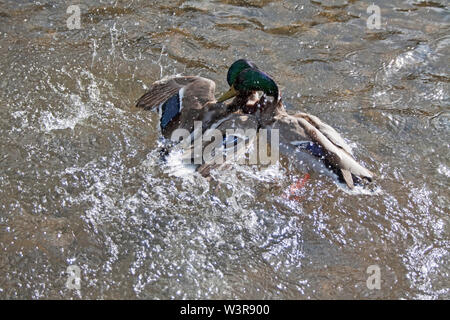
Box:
left=217, top=86, right=238, bottom=103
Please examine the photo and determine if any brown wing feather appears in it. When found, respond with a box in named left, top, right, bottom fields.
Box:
left=135, top=76, right=197, bottom=110
left=295, top=116, right=373, bottom=187
left=340, top=169, right=355, bottom=189
left=295, top=113, right=354, bottom=156
left=136, top=76, right=220, bottom=136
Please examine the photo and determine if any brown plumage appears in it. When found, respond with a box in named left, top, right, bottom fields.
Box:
left=135, top=62, right=265, bottom=177
left=258, top=97, right=374, bottom=189
left=136, top=76, right=233, bottom=140
left=135, top=59, right=265, bottom=142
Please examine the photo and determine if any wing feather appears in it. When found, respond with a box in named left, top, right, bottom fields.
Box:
left=136, top=76, right=217, bottom=135
left=294, top=115, right=373, bottom=187
left=295, top=112, right=354, bottom=156
left=136, top=77, right=196, bottom=110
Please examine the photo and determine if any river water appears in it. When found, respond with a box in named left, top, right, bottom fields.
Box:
left=0, top=0, right=448, bottom=299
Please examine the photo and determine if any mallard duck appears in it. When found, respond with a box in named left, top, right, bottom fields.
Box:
left=165, top=68, right=280, bottom=176
left=218, top=73, right=374, bottom=189
left=178, top=86, right=266, bottom=177
left=135, top=59, right=261, bottom=139
left=136, top=60, right=283, bottom=177
left=181, top=67, right=283, bottom=176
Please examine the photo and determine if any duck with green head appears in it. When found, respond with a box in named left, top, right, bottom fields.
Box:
left=218, top=67, right=374, bottom=189
left=218, top=67, right=280, bottom=113
left=136, top=59, right=270, bottom=139
left=135, top=59, right=283, bottom=175
left=185, top=67, right=283, bottom=176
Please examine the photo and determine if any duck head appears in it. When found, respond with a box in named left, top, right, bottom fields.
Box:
left=218, top=67, right=280, bottom=113
left=226, top=59, right=259, bottom=86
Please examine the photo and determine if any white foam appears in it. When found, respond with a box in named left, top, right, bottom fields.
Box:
left=163, top=147, right=198, bottom=181
left=41, top=94, right=90, bottom=131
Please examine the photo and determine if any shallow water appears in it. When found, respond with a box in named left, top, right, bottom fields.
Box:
left=0, top=0, right=449, bottom=299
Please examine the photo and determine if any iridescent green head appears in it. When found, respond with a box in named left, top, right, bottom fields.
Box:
left=226, top=59, right=258, bottom=86
left=219, top=68, right=279, bottom=103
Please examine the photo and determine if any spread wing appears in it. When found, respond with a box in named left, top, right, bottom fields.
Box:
left=293, top=112, right=354, bottom=156
left=136, top=76, right=217, bottom=134
left=293, top=114, right=374, bottom=188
